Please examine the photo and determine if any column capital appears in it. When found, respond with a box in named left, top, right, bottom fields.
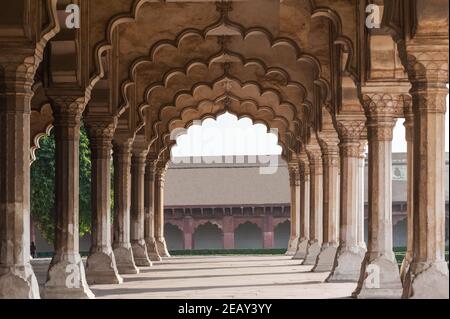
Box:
left=336, top=118, right=366, bottom=142
left=318, top=136, right=340, bottom=167
left=155, top=162, right=169, bottom=184
left=85, top=117, right=117, bottom=151
left=113, top=138, right=133, bottom=154
left=362, top=92, right=411, bottom=119
left=306, top=149, right=323, bottom=175
left=288, top=163, right=300, bottom=186
left=0, top=53, right=40, bottom=100
left=48, top=94, right=87, bottom=127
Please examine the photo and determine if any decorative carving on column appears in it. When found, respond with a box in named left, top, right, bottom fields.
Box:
left=302, top=148, right=323, bottom=265
left=112, top=138, right=140, bottom=274
left=130, top=148, right=152, bottom=267
left=84, top=119, right=123, bottom=284
left=286, top=162, right=300, bottom=256
left=312, top=136, right=340, bottom=272
left=400, top=98, right=414, bottom=283
left=327, top=118, right=367, bottom=282
left=353, top=91, right=408, bottom=298
left=154, top=162, right=171, bottom=257
left=43, top=94, right=94, bottom=299
left=402, top=50, right=449, bottom=299
left=293, top=155, right=310, bottom=260
left=144, top=153, right=162, bottom=261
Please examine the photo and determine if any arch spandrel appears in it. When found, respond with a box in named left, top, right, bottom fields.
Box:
left=145, top=79, right=300, bottom=140
left=136, top=58, right=309, bottom=119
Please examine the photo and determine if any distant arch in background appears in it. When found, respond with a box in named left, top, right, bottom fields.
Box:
left=164, top=223, right=184, bottom=250
left=193, top=222, right=223, bottom=249
left=274, top=220, right=290, bottom=249
left=234, top=221, right=263, bottom=249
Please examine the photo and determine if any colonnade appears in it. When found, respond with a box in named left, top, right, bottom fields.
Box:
left=286, top=89, right=449, bottom=299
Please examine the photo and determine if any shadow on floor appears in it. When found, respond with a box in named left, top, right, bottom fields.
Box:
left=91, top=280, right=325, bottom=297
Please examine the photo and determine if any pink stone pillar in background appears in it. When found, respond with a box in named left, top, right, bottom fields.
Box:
left=183, top=216, right=193, bottom=250
left=263, top=215, right=274, bottom=249
left=222, top=215, right=234, bottom=249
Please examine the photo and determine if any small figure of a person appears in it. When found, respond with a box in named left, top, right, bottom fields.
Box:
left=30, top=241, right=37, bottom=259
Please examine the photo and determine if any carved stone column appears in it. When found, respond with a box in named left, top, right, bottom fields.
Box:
left=303, top=149, right=323, bottom=265
left=43, top=94, right=93, bottom=299
left=327, top=119, right=366, bottom=282
left=286, top=162, right=300, bottom=255
left=130, top=149, right=152, bottom=267
left=357, top=141, right=367, bottom=250
left=400, top=104, right=414, bottom=283
left=313, top=138, right=340, bottom=272
left=112, top=139, right=139, bottom=274
left=353, top=93, right=404, bottom=298
left=84, top=120, right=122, bottom=285
left=293, top=157, right=310, bottom=260
left=144, top=156, right=162, bottom=261
left=402, top=51, right=449, bottom=299
left=0, top=61, right=40, bottom=299
left=154, top=163, right=171, bottom=257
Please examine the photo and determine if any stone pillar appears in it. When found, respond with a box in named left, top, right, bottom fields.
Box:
left=263, top=215, right=274, bottom=249
left=0, top=61, right=40, bottom=299
left=313, top=138, right=340, bottom=272
left=223, top=215, right=235, bottom=249
left=84, top=121, right=122, bottom=285
left=327, top=119, right=366, bottom=282
left=303, top=150, right=323, bottom=265
left=353, top=93, right=404, bottom=298
left=286, top=163, right=300, bottom=255
left=43, top=95, right=93, bottom=299
left=357, top=142, right=367, bottom=250
left=293, top=158, right=310, bottom=260
left=144, top=158, right=162, bottom=261
left=154, top=164, right=170, bottom=257
left=130, top=150, right=152, bottom=267
left=400, top=105, right=414, bottom=283
left=112, top=139, right=139, bottom=274
left=403, top=52, right=449, bottom=299
left=183, top=216, right=194, bottom=250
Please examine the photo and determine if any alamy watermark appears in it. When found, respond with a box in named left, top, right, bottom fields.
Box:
left=65, top=4, right=80, bottom=29
left=170, top=120, right=280, bottom=175
left=366, top=4, right=381, bottom=29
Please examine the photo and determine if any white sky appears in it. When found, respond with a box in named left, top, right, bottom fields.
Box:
left=172, top=94, right=450, bottom=157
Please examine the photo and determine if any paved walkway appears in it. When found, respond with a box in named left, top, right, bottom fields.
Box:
left=33, top=255, right=356, bottom=299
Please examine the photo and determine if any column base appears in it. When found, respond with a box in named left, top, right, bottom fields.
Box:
left=399, top=252, right=413, bottom=284
left=145, top=238, right=162, bottom=262
left=352, top=253, right=403, bottom=299
left=42, top=253, right=94, bottom=299
left=326, top=245, right=366, bottom=282
left=156, top=238, right=171, bottom=258
left=302, top=240, right=321, bottom=265
left=312, top=243, right=338, bottom=272
left=113, top=245, right=140, bottom=274
left=285, top=236, right=299, bottom=256
left=402, top=261, right=449, bottom=299
left=0, top=264, right=40, bottom=299
left=85, top=250, right=123, bottom=285
left=292, top=238, right=309, bottom=260
left=131, top=241, right=152, bottom=267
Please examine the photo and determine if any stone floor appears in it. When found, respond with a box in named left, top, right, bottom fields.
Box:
left=32, top=255, right=356, bottom=299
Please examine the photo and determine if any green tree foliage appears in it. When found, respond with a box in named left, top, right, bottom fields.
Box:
left=31, top=125, right=92, bottom=243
